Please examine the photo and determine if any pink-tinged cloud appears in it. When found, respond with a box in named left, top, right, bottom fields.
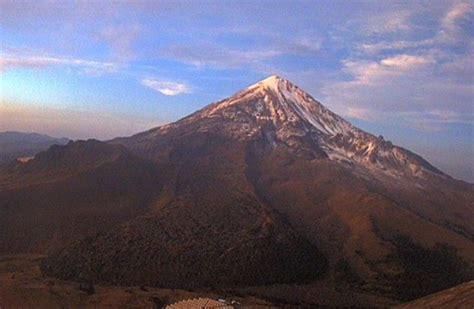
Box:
left=141, top=79, right=192, bottom=96
left=0, top=53, right=119, bottom=75
left=442, top=2, right=473, bottom=31
left=321, top=50, right=473, bottom=129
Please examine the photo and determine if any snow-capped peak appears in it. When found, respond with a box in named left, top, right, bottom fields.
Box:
left=248, top=75, right=285, bottom=91
left=201, top=74, right=355, bottom=138
left=131, top=75, right=445, bottom=180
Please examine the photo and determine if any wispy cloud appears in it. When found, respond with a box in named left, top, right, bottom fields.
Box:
left=161, top=44, right=283, bottom=70
left=98, top=24, right=141, bottom=62
left=321, top=50, right=473, bottom=130
left=360, top=10, right=414, bottom=35
left=435, top=1, right=473, bottom=45
left=160, top=35, right=321, bottom=72
left=442, top=2, right=473, bottom=31
left=341, top=54, right=434, bottom=86
left=141, top=78, right=192, bottom=96
left=380, top=54, right=434, bottom=69
left=441, top=51, right=474, bottom=83
left=358, top=2, right=473, bottom=55
left=357, top=40, right=432, bottom=55
left=0, top=53, right=120, bottom=76
left=320, top=1, right=474, bottom=132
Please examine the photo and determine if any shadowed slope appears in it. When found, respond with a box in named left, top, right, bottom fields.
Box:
left=42, top=134, right=328, bottom=288
left=0, top=140, right=161, bottom=254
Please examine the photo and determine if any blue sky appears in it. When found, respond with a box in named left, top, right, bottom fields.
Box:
left=0, top=0, right=473, bottom=182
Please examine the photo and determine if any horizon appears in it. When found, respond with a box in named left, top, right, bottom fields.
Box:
left=1, top=1, right=473, bottom=182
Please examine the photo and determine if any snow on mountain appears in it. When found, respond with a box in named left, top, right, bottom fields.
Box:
left=122, top=75, right=446, bottom=180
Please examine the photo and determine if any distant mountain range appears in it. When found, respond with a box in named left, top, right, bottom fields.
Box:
left=1, top=76, right=472, bottom=307
left=0, top=131, right=69, bottom=164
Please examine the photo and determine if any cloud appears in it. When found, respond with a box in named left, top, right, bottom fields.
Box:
left=441, top=52, right=474, bottom=83
left=437, top=1, right=473, bottom=44
left=0, top=53, right=120, bottom=76
left=332, top=2, right=473, bottom=131
left=282, top=37, right=322, bottom=54
left=380, top=54, right=434, bottom=69
left=442, top=2, right=472, bottom=31
left=98, top=24, right=141, bottom=62
left=161, top=44, right=283, bottom=70
left=0, top=1, right=124, bottom=31
left=393, top=110, right=474, bottom=133
left=341, top=54, right=434, bottom=86
left=358, top=9, right=413, bottom=35
left=345, top=107, right=375, bottom=121
left=321, top=51, right=473, bottom=130
left=358, top=2, right=473, bottom=55
left=141, top=78, right=192, bottom=96
left=160, top=35, right=321, bottom=72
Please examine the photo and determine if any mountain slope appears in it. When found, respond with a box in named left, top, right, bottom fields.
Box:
left=1, top=76, right=472, bottom=304
left=114, top=76, right=445, bottom=180
left=41, top=135, right=328, bottom=288
left=0, top=140, right=160, bottom=253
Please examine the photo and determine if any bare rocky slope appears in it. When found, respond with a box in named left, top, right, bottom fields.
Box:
left=1, top=76, right=473, bottom=305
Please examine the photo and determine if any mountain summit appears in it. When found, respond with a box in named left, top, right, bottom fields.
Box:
left=118, top=75, right=443, bottom=181
left=1, top=76, right=473, bottom=306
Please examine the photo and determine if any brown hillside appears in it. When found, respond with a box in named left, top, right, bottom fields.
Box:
left=1, top=76, right=473, bottom=305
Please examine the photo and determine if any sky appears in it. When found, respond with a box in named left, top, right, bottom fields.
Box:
left=0, top=0, right=473, bottom=182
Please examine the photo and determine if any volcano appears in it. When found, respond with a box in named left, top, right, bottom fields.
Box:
left=1, top=76, right=473, bottom=305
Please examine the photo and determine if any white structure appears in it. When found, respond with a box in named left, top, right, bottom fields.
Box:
left=165, top=297, right=233, bottom=309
